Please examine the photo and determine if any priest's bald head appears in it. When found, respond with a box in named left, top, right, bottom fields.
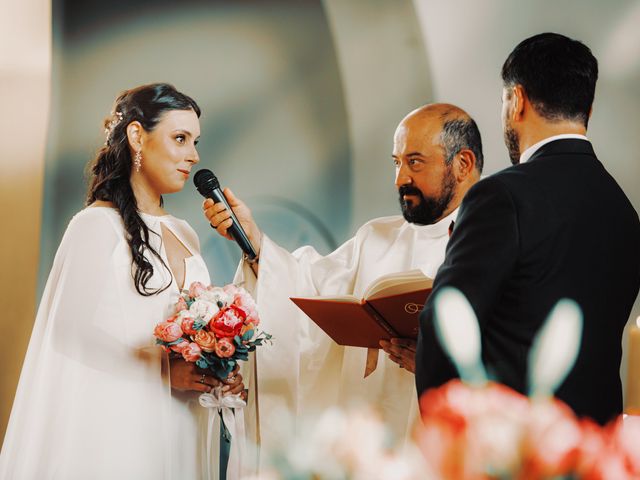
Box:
left=393, top=103, right=483, bottom=225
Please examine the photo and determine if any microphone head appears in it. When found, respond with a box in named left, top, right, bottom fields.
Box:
left=193, top=169, right=220, bottom=197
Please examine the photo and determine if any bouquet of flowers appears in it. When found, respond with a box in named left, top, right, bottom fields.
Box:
left=153, top=281, right=271, bottom=382
left=414, top=379, right=640, bottom=479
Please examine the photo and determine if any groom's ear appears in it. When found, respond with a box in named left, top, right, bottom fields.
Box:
left=126, top=121, right=144, bottom=151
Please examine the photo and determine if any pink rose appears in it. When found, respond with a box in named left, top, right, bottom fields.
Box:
left=616, top=416, right=640, bottom=475
left=223, top=284, right=241, bottom=297
left=154, top=321, right=183, bottom=343
left=416, top=380, right=530, bottom=478
left=181, top=316, right=198, bottom=336
left=188, top=281, right=206, bottom=298
left=175, top=296, right=188, bottom=314
left=181, top=342, right=202, bottom=362
left=215, top=337, right=236, bottom=358
left=232, top=288, right=260, bottom=325
left=574, top=419, right=616, bottom=479
left=235, top=303, right=259, bottom=326
left=194, top=330, right=217, bottom=353
left=520, top=398, right=582, bottom=478
left=210, top=305, right=246, bottom=338
left=170, top=338, right=189, bottom=354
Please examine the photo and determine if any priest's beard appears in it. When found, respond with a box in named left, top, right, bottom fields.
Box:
left=399, top=169, right=456, bottom=225
left=504, top=123, right=521, bottom=165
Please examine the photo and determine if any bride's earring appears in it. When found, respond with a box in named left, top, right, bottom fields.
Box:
left=134, top=150, right=142, bottom=172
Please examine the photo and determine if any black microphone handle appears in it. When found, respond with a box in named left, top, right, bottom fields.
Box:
left=208, top=187, right=257, bottom=259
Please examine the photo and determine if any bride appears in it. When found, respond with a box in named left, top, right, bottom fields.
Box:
left=0, top=83, right=244, bottom=479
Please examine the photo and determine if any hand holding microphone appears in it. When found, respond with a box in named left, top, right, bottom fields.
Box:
left=194, top=169, right=262, bottom=261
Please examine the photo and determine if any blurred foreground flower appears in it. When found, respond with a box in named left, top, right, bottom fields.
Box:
left=414, top=379, right=640, bottom=480
left=245, top=407, right=431, bottom=480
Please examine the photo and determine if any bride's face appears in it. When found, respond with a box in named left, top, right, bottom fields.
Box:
left=134, top=109, right=201, bottom=195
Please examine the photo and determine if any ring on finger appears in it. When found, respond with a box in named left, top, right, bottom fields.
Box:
left=227, top=375, right=237, bottom=383
left=200, top=373, right=206, bottom=384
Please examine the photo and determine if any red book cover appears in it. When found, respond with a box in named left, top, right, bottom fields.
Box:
left=290, top=270, right=433, bottom=348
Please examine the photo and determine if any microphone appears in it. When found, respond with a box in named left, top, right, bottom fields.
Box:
left=193, top=169, right=258, bottom=260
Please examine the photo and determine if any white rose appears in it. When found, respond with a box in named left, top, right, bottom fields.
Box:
left=200, top=287, right=233, bottom=307
left=189, top=299, right=220, bottom=323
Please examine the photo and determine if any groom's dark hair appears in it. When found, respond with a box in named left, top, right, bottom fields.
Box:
left=501, top=32, right=598, bottom=127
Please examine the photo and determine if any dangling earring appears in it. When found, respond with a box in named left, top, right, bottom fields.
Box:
left=134, top=150, right=142, bottom=172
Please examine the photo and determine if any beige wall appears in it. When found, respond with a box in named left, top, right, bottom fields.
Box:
left=0, top=0, right=51, bottom=443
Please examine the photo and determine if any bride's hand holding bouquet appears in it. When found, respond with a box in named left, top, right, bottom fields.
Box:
left=154, top=281, right=271, bottom=404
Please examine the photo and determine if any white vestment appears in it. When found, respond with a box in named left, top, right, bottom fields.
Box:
left=0, top=207, right=227, bottom=479
left=236, top=210, right=457, bottom=469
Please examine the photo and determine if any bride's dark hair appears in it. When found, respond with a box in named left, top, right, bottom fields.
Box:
left=86, top=83, right=201, bottom=296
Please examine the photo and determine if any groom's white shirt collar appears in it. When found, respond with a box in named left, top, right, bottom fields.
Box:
left=519, top=133, right=589, bottom=164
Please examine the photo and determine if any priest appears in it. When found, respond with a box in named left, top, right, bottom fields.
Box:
left=203, top=103, right=483, bottom=463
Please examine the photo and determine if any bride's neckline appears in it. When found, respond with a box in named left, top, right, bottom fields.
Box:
left=88, top=204, right=171, bottom=219
left=139, top=211, right=172, bottom=219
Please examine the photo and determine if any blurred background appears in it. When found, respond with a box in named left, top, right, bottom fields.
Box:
left=1, top=0, right=639, bottom=443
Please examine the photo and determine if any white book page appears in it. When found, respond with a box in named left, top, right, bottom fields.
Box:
left=294, top=294, right=361, bottom=304
left=364, top=269, right=433, bottom=300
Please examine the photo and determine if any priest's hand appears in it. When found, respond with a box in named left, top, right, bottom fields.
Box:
left=169, top=356, right=221, bottom=393
left=202, top=188, right=262, bottom=256
left=380, top=338, right=416, bottom=374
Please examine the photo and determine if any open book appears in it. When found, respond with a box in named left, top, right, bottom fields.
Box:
left=290, top=269, right=433, bottom=349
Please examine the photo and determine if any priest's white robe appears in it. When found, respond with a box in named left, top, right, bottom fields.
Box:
left=0, top=207, right=226, bottom=479
left=236, top=209, right=457, bottom=469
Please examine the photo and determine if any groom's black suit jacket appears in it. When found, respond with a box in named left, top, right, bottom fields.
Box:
left=415, top=139, right=640, bottom=425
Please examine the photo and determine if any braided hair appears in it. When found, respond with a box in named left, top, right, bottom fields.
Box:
left=86, top=83, right=201, bottom=296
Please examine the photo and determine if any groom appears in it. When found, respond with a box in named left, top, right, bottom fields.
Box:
left=203, top=103, right=483, bottom=464
left=415, top=33, right=640, bottom=425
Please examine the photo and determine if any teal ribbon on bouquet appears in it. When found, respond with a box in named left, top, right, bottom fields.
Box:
left=199, top=389, right=246, bottom=479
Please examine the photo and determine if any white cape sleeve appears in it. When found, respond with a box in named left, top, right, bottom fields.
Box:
left=234, top=232, right=363, bottom=470
left=0, top=209, right=173, bottom=480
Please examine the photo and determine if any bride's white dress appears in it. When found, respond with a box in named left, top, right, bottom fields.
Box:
left=0, top=207, right=221, bottom=479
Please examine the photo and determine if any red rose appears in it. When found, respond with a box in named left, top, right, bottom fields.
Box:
left=209, top=305, right=246, bottom=338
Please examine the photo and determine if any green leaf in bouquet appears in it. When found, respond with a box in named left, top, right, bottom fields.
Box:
left=196, top=358, right=208, bottom=369
left=241, top=329, right=254, bottom=342
left=252, top=331, right=273, bottom=344
left=193, top=319, right=208, bottom=330
left=210, top=359, right=236, bottom=380
left=202, top=352, right=218, bottom=365
left=233, top=335, right=243, bottom=347
left=166, top=338, right=186, bottom=346
left=235, top=352, right=249, bottom=361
